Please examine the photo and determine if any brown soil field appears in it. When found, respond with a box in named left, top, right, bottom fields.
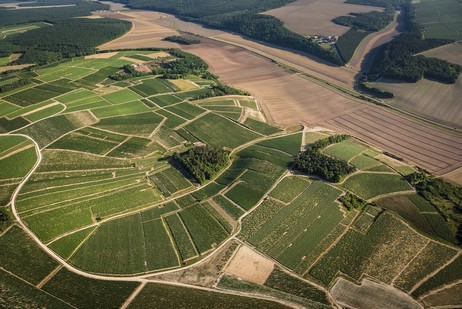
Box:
left=420, top=41, right=462, bottom=65
left=224, top=245, right=274, bottom=285
left=321, top=106, right=462, bottom=174
left=96, top=11, right=180, bottom=50
left=331, top=278, right=423, bottom=309
left=0, top=64, right=33, bottom=73
left=264, top=0, right=384, bottom=37
left=422, top=281, right=462, bottom=307
left=443, top=167, right=462, bottom=186
left=372, top=77, right=462, bottom=129
left=85, top=52, right=119, bottom=59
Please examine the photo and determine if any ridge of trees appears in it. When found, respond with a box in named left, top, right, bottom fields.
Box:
left=294, top=135, right=356, bottom=183
left=174, top=146, right=230, bottom=184
left=333, top=11, right=393, bottom=32
left=163, top=36, right=200, bottom=45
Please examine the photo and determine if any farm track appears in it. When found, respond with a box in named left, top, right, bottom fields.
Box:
left=5, top=134, right=302, bottom=309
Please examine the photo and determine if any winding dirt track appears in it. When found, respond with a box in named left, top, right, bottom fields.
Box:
left=96, top=10, right=462, bottom=175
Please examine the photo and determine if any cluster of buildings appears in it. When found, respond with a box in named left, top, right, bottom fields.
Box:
left=310, top=35, right=339, bottom=45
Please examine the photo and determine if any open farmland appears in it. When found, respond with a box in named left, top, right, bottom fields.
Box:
left=421, top=41, right=462, bottom=66
left=372, top=77, right=462, bottom=129
left=415, top=0, right=462, bottom=40
left=264, top=0, right=383, bottom=37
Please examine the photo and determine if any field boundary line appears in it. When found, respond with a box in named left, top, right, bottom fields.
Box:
left=391, top=239, right=431, bottom=285
left=36, top=265, right=63, bottom=288
left=410, top=250, right=462, bottom=295
left=0, top=267, right=77, bottom=309
left=0, top=223, right=15, bottom=237
left=421, top=279, right=462, bottom=305
left=161, top=216, right=182, bottom=267
left=102, top=136, right=130, bottom=156
left=120, top=281, right=146, bottom=309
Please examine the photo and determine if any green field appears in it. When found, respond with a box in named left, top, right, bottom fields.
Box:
left=182, top=113, right=260, bottom=148
left=165, top=213, right=198, bottom=260
left=415, top=0, right=462, bottom=40
left=0, top=145, right=37, bottom=180
left=48, top=132, right=119, bottom=155
left=95, top=111, right=163, bottom=136
left=342, top=172, right=413, bottom=199
left=323, top=140, right=365, bottom=161
left=130, top=78, right=177, bottom=96
left=269, top=176, right=311, bottom=203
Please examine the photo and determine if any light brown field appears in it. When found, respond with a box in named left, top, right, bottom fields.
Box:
left=420, top=41, right=462, bottom=65
left=96, top=11, right=180, bottom=50
left=331, top=278, right=423, bottom=309
left=147, top=51, right=170, bottom=59
left=168, top=79, right=200, bottom=91
left=264, top=0, right=384, bottom=37
left=0, top=64, right=33, bottom=73
left=443, top=167, right=462, bottom=186
left=372, top=77, right=462, bottom=129
left=84, top=52, right=119, bottom=59
left=224, top=245, right=274, bottom=285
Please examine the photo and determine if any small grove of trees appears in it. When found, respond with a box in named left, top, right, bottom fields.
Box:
left=294, top=135, right=356, bottom=182
left=0, top=78, right=31, bottom=93
left=174, top=145, right=230, bottom=184
left=340, top=192, right=370, bottom=210
left=406, top=172, right=462, bottom=243
left=153, top=49, right=209, bottom=79
left=110, top=64, right=149, bottom=81
left=163, top=35, right=200, bottom=45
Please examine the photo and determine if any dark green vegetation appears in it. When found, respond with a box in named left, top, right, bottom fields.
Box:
left=113, top=0, right=340, bottom=63
left=333, top=11, right=392, bottom=32
left=0, top=78, right=31, bottom=93
left=368, top=4, right=461, bottom=83
left=335, top=29, right=370, bottom=63
left=174, top=146, right=230, bottom=184
left=157, top=49, right=208, bottom=79
left=340, top=192, right=369, bottom=211
left=1, top=19, right=131, bottom=65
left=294, top=135, right=355, bottom=182
left=407, top=172, right=462, bottom=244
left=0, top=1, right=107, bottom=27
left=163, top=35, right=200, bottom=45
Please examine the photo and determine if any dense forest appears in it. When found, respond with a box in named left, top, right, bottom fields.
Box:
left=112, top=0, right=341, bottom=64
left=0, top=1, right=107, bottom=27
left=368, top=3, right=461, bottom=83
left=406, top=172, right=462, bottom=244
left=294, top=135, right=356, bottom=183
left=0, top=18, right=131, bottom=65
left=174, top=146, right=230, bottom=184
left=333, top=11, right=393, bottom=32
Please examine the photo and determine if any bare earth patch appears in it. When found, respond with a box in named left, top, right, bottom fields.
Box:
left=331, top=278, right=423, bottom=309
left=224, top=245, right=274, bottom=285
left=444, top=167, right=462, bottom=186
left=85, top=52, right=119, bottom=59
left=264, top=0, right=384, bottom=37
left=0, top=64, right=34, bottom=73
left=168, top=79, right=200, bottom=91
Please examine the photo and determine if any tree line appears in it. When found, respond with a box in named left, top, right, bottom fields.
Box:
left=163, top=36, right=200, bottom=45
left=333, top=11, right=393, bottom=32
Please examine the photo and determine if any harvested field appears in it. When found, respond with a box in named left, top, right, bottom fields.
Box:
left=372, top=77, right=462, bottom=129
left=225, top=245, right=274, bottom=285
left=330, top=278, right=423, bottom=309
left=264, top=0, right=384, bottom=36
left=420, top=41, right=462, bottom=65
left=168, top=79, right=199, bottom=91
left=96, top=11, right=180, bottom=50
left=320, top=106, right=462, bottom=174
left=84, top=52, right=118, bottom=59
left=147, top=51, right=170, bottom=59
left=0, top=64, right=34, bottom=73
left=444, top=167, right=462, bottom=186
